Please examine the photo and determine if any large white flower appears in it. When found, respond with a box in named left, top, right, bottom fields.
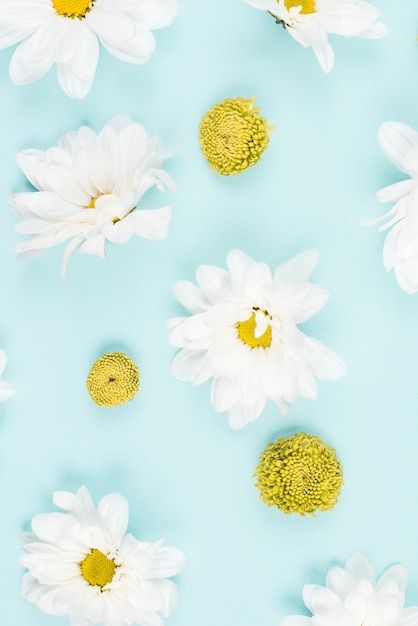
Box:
left=242, top=0, right=387, bottom=73
left=0, top=349, right=15, bottom=402
left=20, top=486, right=186, bottom=626
left=0, top=0, right=180, bottom=99
left=365, top=122, right=418, bottom=294
left=279, top=552, right=418, bottom=626
left=11, top=114, right=176, bottom=278
left=168, top=249, right=345, bottom=430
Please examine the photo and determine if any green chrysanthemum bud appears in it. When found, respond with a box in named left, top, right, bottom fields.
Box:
left=87, top=352, right=139, bottom=407
left=199, top=96, right=273, bottom=175
left=255, top=432, right=343, bottom=516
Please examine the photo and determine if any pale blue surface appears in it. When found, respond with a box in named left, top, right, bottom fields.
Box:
left=1, top=1, right=418, bottom=624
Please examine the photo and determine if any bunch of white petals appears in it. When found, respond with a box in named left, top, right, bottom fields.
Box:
left=11, top=114, right=176, bottom=278
left=279, top=553, right=418, bottom=626
left=366, top=121, right=418, bottom=293
left=20, top=486, right=186, bottom=626
left=168, top=249, right=345, bottom=429
left=242, top=0, right=387, bottom=73
left=0, top=0, right=180, bottom=99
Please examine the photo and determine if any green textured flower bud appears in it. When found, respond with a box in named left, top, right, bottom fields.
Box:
left=199, top=96, right=273, bottom=175
left=255, top=432, right=343, bottom=516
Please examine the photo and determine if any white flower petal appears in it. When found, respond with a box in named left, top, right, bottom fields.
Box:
left=399, top=607, right=418, bottom=626
left=142, top=546, right=186, bottom=579
left=173, top=281, right=209, bottom=314
left=304, top=585, right=342, bottom=616
left=97, top=493, right=129, bottom=546
left=0, top=349, right=7, bottom=375
left=195, top=265, right=231, bottom=305
left=377, top=179, right=417, bottom=204
left=134, top=0, right=181, bottom=29
left=0, top=380, right=16, bottom=402
left=171, top=349, right=212, bottom=385
left=326, top=566, right=356, bottom=599
left=382, top=220, right=403, bottom=272
left=226, top=396, right=266, bottom=429
left=376, top=564, right=408, bottom=595
left=61, top=238, right=82, bottom=279
left=78, top=235, right=106, bottom=258
left=345, top=553, right=376, bottom=585
left=226, top=248, right=257, bottom=287
left=274, top=250, right=319, bottom=286
left=110, top=206, right=172, bottom=242
left=378, top=122, right=418, bottom=175
left=311, top=38, right=334, bottom=73
left=303, top=336, right=346, bottom=380
left=9, top=21, right=57, bottom=84
left=210, top=376, right=238, bottom=413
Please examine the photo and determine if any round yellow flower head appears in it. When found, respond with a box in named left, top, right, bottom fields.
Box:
left=87, top=352, right=139, bottom=407
left=199, top=96, right=273, bottom=175
left=255, top=432, right=343, bottom=516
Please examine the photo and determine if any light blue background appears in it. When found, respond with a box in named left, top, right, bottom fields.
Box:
left=1, top=0, right=418, bottom=624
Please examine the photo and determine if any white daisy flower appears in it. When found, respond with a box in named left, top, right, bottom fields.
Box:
left=11, top=114, right=176, bottom=279
left=168, top=249, right=345, bottom=430
left=0, top=349, right=15, bottom=402
left=365, top=122, right=418, bottom=294
left=0, top=0, right=180, bottom=99
left=279, top=552, right=418, bottom=626
left=242, top=0, right=387, bottom=73
left=20, top=486, right=186, bottom=626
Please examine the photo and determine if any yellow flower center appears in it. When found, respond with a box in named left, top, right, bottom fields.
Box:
left=80, top=549, right=116, bottom=588
left=52, top=0, right=96, bottom=19
left=199, top=97, right=273, bottom=176
left=236, top=310, right=272, bottom=348
left=284, top=0, right=316, bottom=14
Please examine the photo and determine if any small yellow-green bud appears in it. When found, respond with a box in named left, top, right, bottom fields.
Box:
left=255, top=432, right=343, bottom=516
left=87, top=352, right=139, bottom=407
left=199, top=96, right=273, bottom=176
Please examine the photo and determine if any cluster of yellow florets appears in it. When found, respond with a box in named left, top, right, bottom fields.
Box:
left=52, top=0, right=96, bottom=20
left=86, top=352, right=139, bottom=407
left=255, top=432, right=343, bottom=516
left=199, top=97, right=273, bottom=175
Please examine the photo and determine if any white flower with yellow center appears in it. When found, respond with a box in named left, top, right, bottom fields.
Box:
left=0, top=0, right=180, bottom=99
left=279, top=553, right=418, bottom=626
left=11, top=114, right=176, bottom=278
left=366, top=122, right=418, bottom=293
left=168, top=249, right=345, bottom=430
left=0, top=349, right=15, bottom=402
left=242, top=0, right=387, bottom=73
left=20, top=486, right=186, bottom=626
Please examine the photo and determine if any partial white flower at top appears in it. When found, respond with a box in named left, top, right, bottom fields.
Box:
left=365, top=122, right=418, bottom=293
left=279, top=552, right=418, bottom=626
left=20, top=486, right=186, bottom=626
left=0, top=0, right=180, bottom=99
left=168, top=249, right=345, bottom=430
left=0, top=349, right=15, bottom=402
left=11, top=114, right=176, bottom=279
left=242, top=0, right=387, bottom=73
